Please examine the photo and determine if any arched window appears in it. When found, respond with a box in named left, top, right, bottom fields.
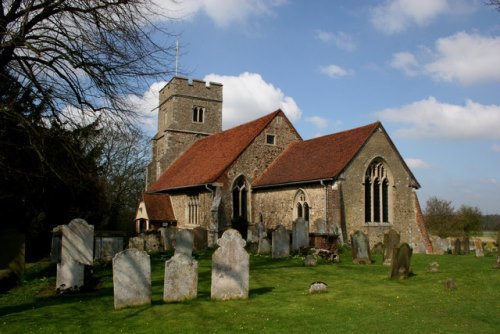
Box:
left=187, top=195, right=200, bottom=225
left=365, top=160, right=391, bottom=224
left=232, top=176, right=248, bottom=220
left=294, top=189, right=310, bottom=222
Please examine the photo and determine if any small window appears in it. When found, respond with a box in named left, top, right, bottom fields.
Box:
left=192, top=106, right=205, bottom=123
left=266, top=134, right=275, bottom=145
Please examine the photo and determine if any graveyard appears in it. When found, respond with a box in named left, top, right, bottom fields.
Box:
left=1, top=243, right=499, bottom=333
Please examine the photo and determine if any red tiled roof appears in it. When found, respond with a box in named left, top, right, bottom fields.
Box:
left=253, top=122, right=381, bottom=187
left=142, top=193, right=176, bottom=221
left=149, top=110, right=283, bottom=191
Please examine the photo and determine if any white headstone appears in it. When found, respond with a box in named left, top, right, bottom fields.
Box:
left=164, top=253, right=198, bottom=302
left=113, top=249, right=151, bottom=309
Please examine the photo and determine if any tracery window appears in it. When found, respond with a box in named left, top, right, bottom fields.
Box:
left=187, top=195, right=200, bottom=225
left=232, top=176, right=248, bottom=220
left=365, top=160, right=391, bottom=223
left=294, top=190, right=310, bottom=222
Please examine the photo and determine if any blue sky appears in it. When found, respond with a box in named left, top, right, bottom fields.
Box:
left=132, top=0, right=500, bottom=214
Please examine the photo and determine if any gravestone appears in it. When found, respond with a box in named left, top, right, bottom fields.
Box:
left=427, top=261, right=440, bottom=273
left=211, top=229, right=249, bottom=300
left=258, top=237, right=271, bottom=254
left=292, top=218, right=309, bottom=251
left=56, top=218, right=94, bottom=291
left=128, top=236, right=145, bottom=251
left=453, top=238, right=461, bottom=255
left=463, top=237, right=470, bottom=255
left=164, top=253, right=198, bottom=302
left=371, top=242, right=385, bottom=255
left=303, top=255, right=317, bottom=267
left=144, top=233, right=161, bottom=253
left=113, top=249, right=151, bottom=309
left=383, top=229, right=400, bottom=266
left=390, top=243, right=413, bottom=280
left=272, top=225, right=290, bottom=259
left=309, top=281, right=328, bottom=294
left=175, top=229, right=194, bottom=256
left=474, top=239, right=484, bottom=257
left=193, top=226, right=208, bottom=251
left=351, top=230, right=371, bottom=264
left=159, top=227, right=177, bottom=251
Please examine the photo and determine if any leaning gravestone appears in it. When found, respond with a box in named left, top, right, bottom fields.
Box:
left=292, top=218, right=309, bottom=251
left=351, top=230, right=371, bottom=264
left=390, top=243, right=413, bottom=280
left=383, top=229, right=400, bottom=266
left=211, top=229, right=249, bottom=300
left=164, top=253, right=198, bottom=302
left=56, top=218, right=94, bottom=291
left=193, top=226, right=208, bottom=251
left=113, top=249, right=151, bottom=309
left=175, top=229, right=194, bottom=256
left=272, top=225, right=290, bottom=259
left=474, top=239, right=484, bottom=257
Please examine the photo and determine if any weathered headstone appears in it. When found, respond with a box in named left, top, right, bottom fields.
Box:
left=175, top=229, right=194, bottom=256
left=272, top=225, right=290, bottom=259
left=211, top=229, right=249, bottom=300
left=453, top=238, right=461, bottom=255
left=193, top=226, right=208, bottom=251
left=258, top=237, right=271, bottom=254
left=474, top=239, right=484, bottom=257
left=383, top=229, right=400, bottom=266
left=292, top=218, right=309, bottom=251
left=144, top=233, right=161, bottom=253
left=164, top=253, right=198, bottom=302
left=371, top=242, right=385, bottom=255
left=430, top=236, right=450, bottom=255
left=390, top=243, right=412, bottom=280
left=113, top=249, right=151, bottom=309
left=159, top=227, right=177, bottom=251
left=303, top=255, right=317, bottom=267
left=427, top=261, right=440, bottom=273
left=444, top=278, right=457, bottom=291
left=351, top=230, right=371, bottom=264
left=128, top=236, right=145, bottom=251
left=463, top=237, right=470, bottom=255
left=56, top=218, right=94, bottom=291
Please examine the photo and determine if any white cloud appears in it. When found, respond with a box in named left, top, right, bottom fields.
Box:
left=203, top=72, right=301, bottom=129
left=405, top=158, right=430, bottom=169
left=390, top=52, right=420, bottom=76
left=153, top=0, right=287, bottom=27
left=314, top=30, right=356, bottom=51
left=371, top=0, right=449, bottom=34
left=305, top=116, right=328, bottom=131
left=126, top=81, right=167, bottom=135
left=377, top=97, right=500, bottom=139
left=425, top=32, right=500, bottom=85
left=319, top=64, right=353, bottom=78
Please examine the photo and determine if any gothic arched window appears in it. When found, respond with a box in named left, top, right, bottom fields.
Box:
left=294, top=189, right=310, bottom=222
left=365, top=160, right=391, bottom=224
left=232, top=176, right=248, bottom=220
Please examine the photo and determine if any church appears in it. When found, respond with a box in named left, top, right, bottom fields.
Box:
left=135, top=76, right=432, bottom=253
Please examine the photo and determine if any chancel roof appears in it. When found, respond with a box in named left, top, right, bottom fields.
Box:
left=253, top=122, right=382, bottom=187
left=149, top=110, right=285, bottom=192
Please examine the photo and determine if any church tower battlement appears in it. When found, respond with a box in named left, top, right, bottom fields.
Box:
left=147, top=76, right=223, bottom=188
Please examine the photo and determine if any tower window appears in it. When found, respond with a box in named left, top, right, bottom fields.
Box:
left=192, top=106, right=205, bottom=123
left=266, top=134, right=276, bottom=145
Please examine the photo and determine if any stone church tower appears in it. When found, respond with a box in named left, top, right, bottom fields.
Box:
left=147, top=77, right=223, bottom=188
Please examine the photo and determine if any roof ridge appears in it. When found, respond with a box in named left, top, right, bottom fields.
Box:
left=301, top=121, right=381, bottom=143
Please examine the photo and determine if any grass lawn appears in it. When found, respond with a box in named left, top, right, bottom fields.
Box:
left=1, top=249, right=499, bottom=333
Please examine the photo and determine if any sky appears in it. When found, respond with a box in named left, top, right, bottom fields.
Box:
left=131, top=0, right=500, bottom=214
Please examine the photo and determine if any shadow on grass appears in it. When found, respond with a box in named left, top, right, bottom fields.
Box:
left=249, top=286, right=274, bottom=297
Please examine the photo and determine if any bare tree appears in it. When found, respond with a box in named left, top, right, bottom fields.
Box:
left=1, top=0, right=176, bottom=125
left=486, top=0, right=500, bottom=11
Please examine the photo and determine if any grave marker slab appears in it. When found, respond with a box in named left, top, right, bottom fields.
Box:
left=61, top=218, right=94, bottom=265
left=258, top=237, right=271, bottom=254
left=211, top=229, right=249, bottom=300
left=390, top=243, right=413, bottom=280
left=164, top=253, right=198, bottom=302
left=453, top=238, right=461, bottom=255
left=113, top=249, right=151, bottom=309
left=292, top=218, right=309, bottom=251
left=159, top=227, right=177, bottom=251
left=383, top=229, right=400, bottom=266
left=272, top=225, right=290, bottom=259
left=175, top=229, right=194, bottom=256
left=351, top=230, right=371, bottom=264
left=193, top=226, right=208, bottom=251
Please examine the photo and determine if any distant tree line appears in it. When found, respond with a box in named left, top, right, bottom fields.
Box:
left=424, top=197, right=484, bottom=238
left=481, top=215, right=500, bottom=231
